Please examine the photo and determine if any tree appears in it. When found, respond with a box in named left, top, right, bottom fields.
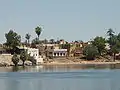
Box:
left=12, top=53, right=20, bottom=66
left=83, top=45, right=99, bottom=60
left=111, top=44, right=120, bottom=61
left=107, top=28, right=115, bottom=38
left=117, top=33, right=120, bottom=41
left=5, top=30, right=21, bottom=53
left=49, top=39, right=55, bottom=44
left=25, top=33, right=31, bottom=45
left=20, top=50, right=28, bottom=66
left=32, top=38, right=39, bottom=44
left=92, top=36, right=106, bottom=55
left=43, top=39, right=48, bottom=44
left=35, top=26, right=42, bottom=40
left=39, top=39, right=48, bottom=44
left=107, top=30, right=120, bottom=61
left=107, top=28, right=115, bottom=46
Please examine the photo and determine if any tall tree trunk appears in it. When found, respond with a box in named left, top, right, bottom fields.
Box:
left=38, top=35, right=40, bottom=40
left=15, top=63, right=18, bottom=67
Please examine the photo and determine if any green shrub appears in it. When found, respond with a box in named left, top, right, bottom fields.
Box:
left=12, top=53, right=20, bottom=66
left=83, top=45, right=99, bottom=60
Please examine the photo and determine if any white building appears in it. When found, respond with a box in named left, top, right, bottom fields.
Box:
left=53, top=49, right=67, bottom=57
left=47, top=49, right=67, bottom=58
left=18, top=46, right=43, bottom=64
left=27, top=48, right=43, bottom=64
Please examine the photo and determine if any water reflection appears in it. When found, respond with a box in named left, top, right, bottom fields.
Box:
left=0, top=64, right=120, bottom=72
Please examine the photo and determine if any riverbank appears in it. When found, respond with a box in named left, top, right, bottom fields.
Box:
left=0, top=54, right=120, bottom=67
left=42, top=57, right=120, bottom=65
left=42, top=61, right=120, bottom=65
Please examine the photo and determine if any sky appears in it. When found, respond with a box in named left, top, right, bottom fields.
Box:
left=0, top=0, right=120, bottom=43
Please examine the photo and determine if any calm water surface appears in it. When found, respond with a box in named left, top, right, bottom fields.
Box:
left=0, top=64, right=120, bottom=90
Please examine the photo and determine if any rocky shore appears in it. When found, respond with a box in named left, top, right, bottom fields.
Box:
left=0, top=54, right=32, bottom=67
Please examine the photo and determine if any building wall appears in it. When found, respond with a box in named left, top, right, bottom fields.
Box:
left=26, top=48, right=43, bottom=64
left=27, top=48, right=39, bottom=60
left=47, top=49, right=67, bottom=58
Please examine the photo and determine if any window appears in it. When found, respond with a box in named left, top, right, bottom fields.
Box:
left=54, top=53, right=56, bottom=56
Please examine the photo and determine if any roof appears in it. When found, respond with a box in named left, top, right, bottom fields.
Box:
left=54, top=49, right=67, bottom=52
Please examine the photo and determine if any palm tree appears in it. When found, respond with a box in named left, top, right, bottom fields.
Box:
left=25, top=33, right=31, bottom=45
left=107, top=28, right=115, bottom=38
left=107, top=28, right=115, bottom=47
left=35, top=26, right=42, bottom=40
left=107, top=29, right=120, bottom=61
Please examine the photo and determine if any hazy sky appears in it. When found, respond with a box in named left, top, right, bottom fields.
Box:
left=0, top=0, right=120, bottom=43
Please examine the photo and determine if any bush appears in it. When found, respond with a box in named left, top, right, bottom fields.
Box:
left=83, top=45, right=99, bottom=60
left=12, top=53, right=20, bottom=66
left=20, top=50, right=28, bottom=66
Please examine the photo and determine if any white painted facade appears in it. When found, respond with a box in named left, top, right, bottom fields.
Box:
left=52, top=49, right=67, bottom=57
left=27, top=48, right=39, bottom=60
left=27, top=48, right=43, bottom=64
left=18, top=46, right=43, bottom=64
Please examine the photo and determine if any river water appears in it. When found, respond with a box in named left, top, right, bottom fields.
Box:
left=0, top=64, right=120, bottom=90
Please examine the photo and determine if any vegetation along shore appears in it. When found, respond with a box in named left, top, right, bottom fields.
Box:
left=0, top=27, right=120, bottom=67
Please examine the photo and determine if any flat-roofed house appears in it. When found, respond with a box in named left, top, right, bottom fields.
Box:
left=47, top=48, right=67, bottom=58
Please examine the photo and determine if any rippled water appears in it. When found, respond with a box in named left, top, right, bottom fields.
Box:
left=0, top=64, right=120, bottom=90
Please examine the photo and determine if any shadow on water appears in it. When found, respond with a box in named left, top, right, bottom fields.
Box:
left=12, top=66, right=26, bottom=72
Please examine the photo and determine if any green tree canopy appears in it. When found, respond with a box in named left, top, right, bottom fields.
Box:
left=5, top=30, right=21, bottom=49
left=83, top=45, right=99, bottom=60
left=107, top=28, right=115, bottom=37
left=35, top=26, right=42, bottom=39
left=117, top=33, right=120, bottom=41
left=49, top=39, right=55, bottom=44
left=110, top=42, right=120, bottom=61
left=32, top=38, right=39, bottom=44
left=20, top=50, right=28, bottom=66
left=107, top=28, right=115, bottom=46
left=92, top=36, right=106, bottom=55
left=12, top=53, right=20, bottom=66
left=106, top=29, right=120, bottom=61
left=25, top=33, right=31, bottom=44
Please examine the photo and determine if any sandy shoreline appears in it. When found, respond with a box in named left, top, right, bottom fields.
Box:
left=42, top=61, right=120, bottom=65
